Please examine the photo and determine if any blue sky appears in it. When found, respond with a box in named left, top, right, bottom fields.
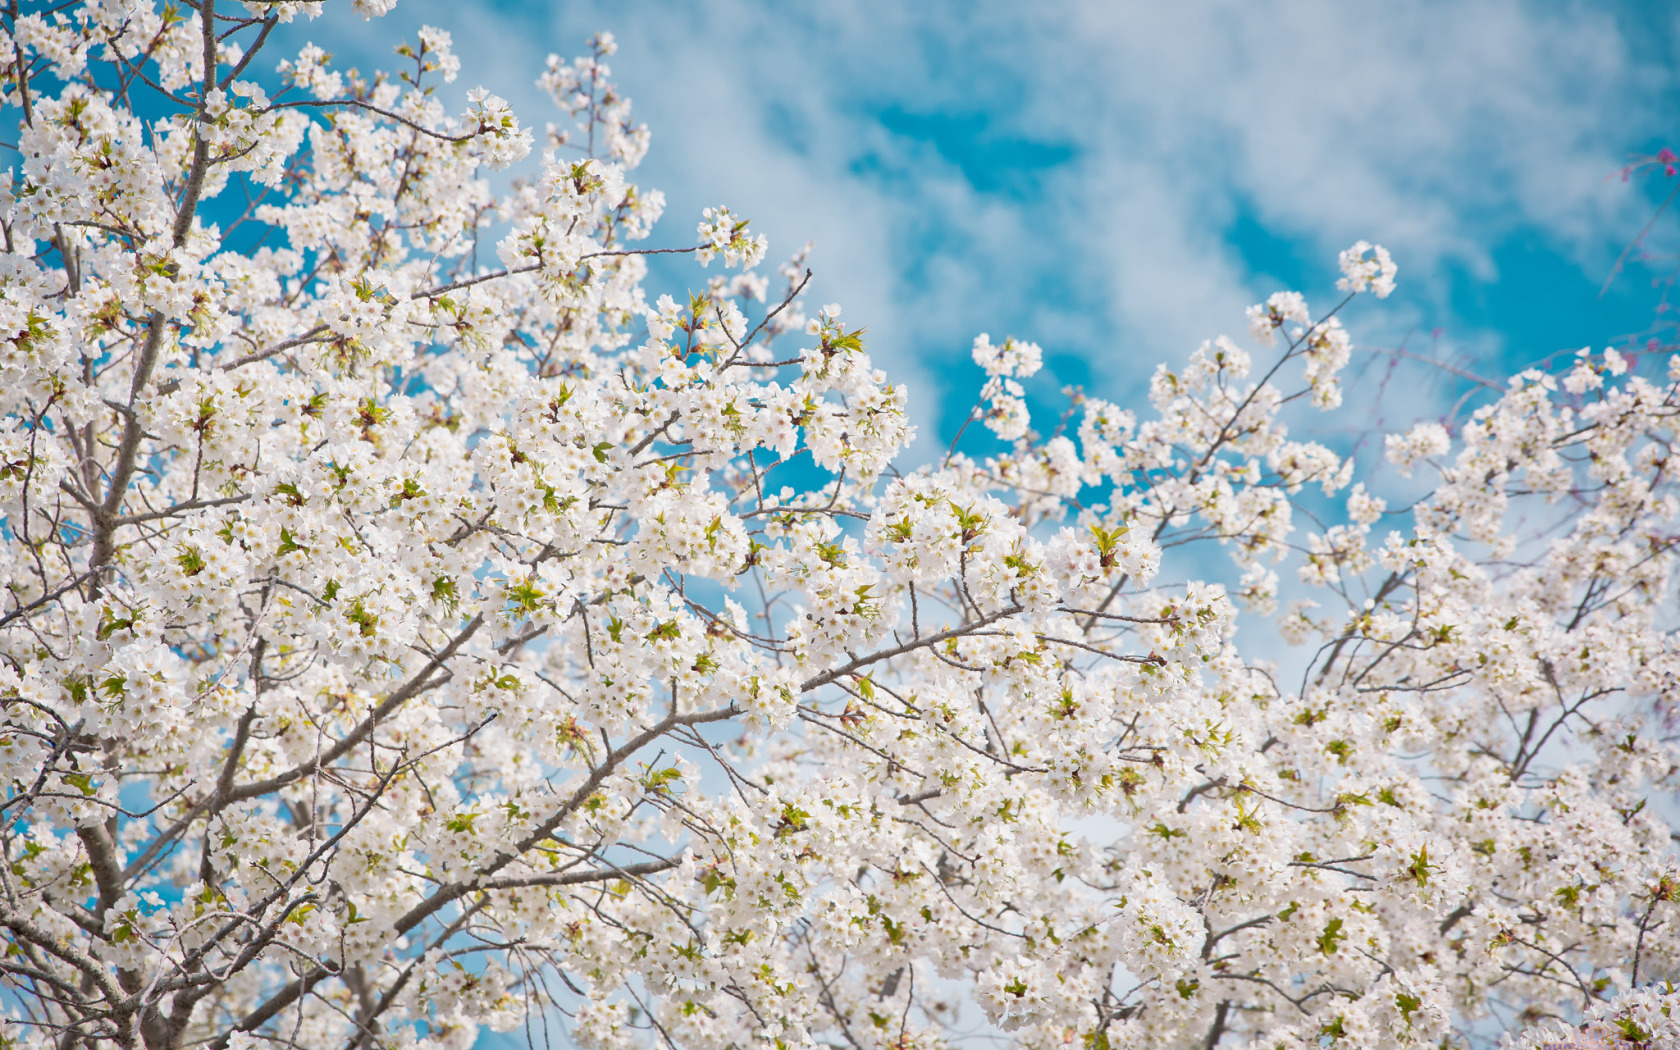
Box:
left=292, top=0, right=1678, bottom=451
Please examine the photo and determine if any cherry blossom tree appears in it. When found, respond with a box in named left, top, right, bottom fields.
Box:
left=1, top=4, right=1678, bottom=1050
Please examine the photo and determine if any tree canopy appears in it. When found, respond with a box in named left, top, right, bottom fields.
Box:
left=1, top=4, right=1677, bottom=1049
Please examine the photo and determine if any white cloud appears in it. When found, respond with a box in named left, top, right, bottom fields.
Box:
left=1061, top=0, right=1655, bottom=265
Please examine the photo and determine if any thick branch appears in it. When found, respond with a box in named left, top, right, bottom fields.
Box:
left=389, top=706, right=738, bottom=938
left=226, top=613, right=485, bottom=802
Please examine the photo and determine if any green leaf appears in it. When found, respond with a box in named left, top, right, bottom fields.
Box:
left=346, top=600, right=378, bottom=637
left=1395, top=991, right=1420, bottom=1024
left=274, top=481, right=305, bottom=506
left=176, top=546, right=206, bottom=577
left=431, top=576, right=459, bottom=611
left=96, top=614, right=134, bottom=641
left=507, top=580, right=545, bottom=613
left=1406, top=846, right=1432, bottom=888
left=276, top=528, right=309, bottom=557
left=828, top=326, right=866, bottom=353
left=1615, top=1018, right=1653, bottom=1043
left=1317, top=917, right=1344, bottom=955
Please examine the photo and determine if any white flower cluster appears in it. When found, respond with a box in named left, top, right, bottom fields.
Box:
left=538, top=32, right=651, bottom=167
left=0, top=7, right=1676, bottom=1050
left=696, top=204, right=769, bottom=269
left=1336, top=238, right=1399, bottom=298
left=971, top=332, right=1044, bottom=440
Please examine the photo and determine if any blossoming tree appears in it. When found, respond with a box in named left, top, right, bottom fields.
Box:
left=1, top=3, right=1678, bottom=1050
